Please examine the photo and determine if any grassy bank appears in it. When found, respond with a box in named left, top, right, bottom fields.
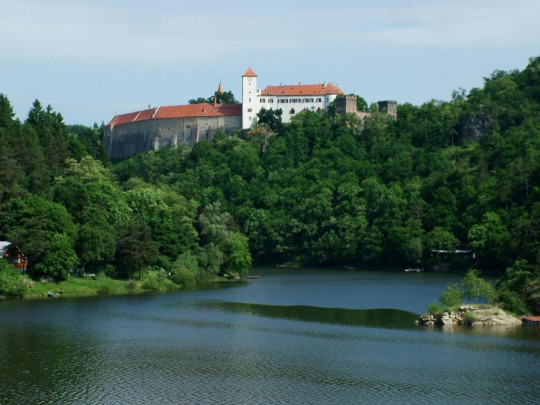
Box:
left=11, top=272, right=184, bottom=299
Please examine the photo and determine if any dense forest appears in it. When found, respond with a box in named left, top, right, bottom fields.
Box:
left=1, top=57, right=539, bottom=312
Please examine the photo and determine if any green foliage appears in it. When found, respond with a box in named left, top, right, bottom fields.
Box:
left=33, top=233, right=78, bottom=280
left=439, top=283, right=464, bottom=308
left=170, top=251, right=198, bottom=286
left=462, top=269, right=495, bottom=303
left=222, top=232, right=252, bottom=275
left=496, top=260, right=534, bottom=314
left=257, top=108, right=283, bottom=133
left=141, top=269, right=175, bottom=291
left=1, top=195, right=77, bottom=270
left=0, top=260, right=26, bottom=297
left=4, top=56, right=540, bottom=292
left=189, top=90, right=238, bottom=104
left=428, top=301, right=443, bottom=315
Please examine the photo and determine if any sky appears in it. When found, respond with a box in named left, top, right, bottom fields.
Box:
left=1, top=0, right=539, bottom=126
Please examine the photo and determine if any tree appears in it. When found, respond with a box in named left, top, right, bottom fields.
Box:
left=257, top=108, right=283, bottom=133
left=189, top=91, right=238, bottom=104
left=116, top=221, right=159, bottom=279
left=468, top=212, right=511, bottom=268
left=0, top=259, right=26, bottom=297
left=439, top=283, right=464, bottom=308
left=222, top=232, right=252, bottom=276
left=0, top=94, right=15, bottom=129
left=462, top=269, right=495, bottom=303
left=1, top=195, right=77, bottom=269
left=425, top=227, right=460, bottom=252
left=33, top=233, right=78, bottom=280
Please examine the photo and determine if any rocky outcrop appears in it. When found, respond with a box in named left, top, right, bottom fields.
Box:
left=419, top=305, right=521, bottom=326
left=458, top=113, right=493, bottom=145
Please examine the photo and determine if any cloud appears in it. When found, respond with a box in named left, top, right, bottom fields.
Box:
left=1, top=0, right=538, bottom=67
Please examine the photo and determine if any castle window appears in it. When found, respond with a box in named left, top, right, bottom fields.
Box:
left=249, top=98, right=251, bottom=102
left=260, top=98, right=266, bottom=103
left=290, top=108, right=295, bottom=114
left=316, top=98, right=322, bottom=102
left=268, top=99, right=274, bottom=103
left=248, top=108, right=252, bottom=112
left=186, top=125, right=191, bottom=128
left=160, top=127, right=163, bottom=131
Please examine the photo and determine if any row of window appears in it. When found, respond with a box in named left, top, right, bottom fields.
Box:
left=261, top=98, right=322, bottom=104
left=159, top=124, right=191, bottom=131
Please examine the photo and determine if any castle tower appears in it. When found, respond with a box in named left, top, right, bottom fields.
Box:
left=378, top=100, right=398, bottom=120
left=242, top=67, right=258, bottom=129
left=336, top=95, right=358, bottom=115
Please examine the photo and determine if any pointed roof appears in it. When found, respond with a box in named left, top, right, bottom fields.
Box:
left=243, top=67, right=257, bottom=77
left=217, top=81, right=224, bottom=93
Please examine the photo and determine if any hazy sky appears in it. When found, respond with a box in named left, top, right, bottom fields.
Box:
left=1, top=0, right=539, bottom=125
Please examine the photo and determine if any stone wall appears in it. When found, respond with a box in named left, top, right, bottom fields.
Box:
left=104, top=115, right=242, bottom=159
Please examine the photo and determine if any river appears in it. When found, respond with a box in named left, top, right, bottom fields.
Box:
left=0, top=268, right=539, bottom=404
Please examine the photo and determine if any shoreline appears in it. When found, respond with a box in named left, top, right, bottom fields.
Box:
left=1, top=275, right=236, bottom=301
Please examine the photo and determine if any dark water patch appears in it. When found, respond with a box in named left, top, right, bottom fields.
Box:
left=204, top=301, right=421, bottom=330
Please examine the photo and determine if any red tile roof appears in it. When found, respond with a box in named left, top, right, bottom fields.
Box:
left=106, top=103, right=242, bottom=127
left=243, top=67, right=257, bottom=77
left=260, top=83, right=344, bottom=96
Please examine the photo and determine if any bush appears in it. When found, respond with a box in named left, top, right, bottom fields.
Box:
left=127, top=280, right=138, bottom=292
left=428, top=301, right=443, bottom=315
left=462, top=269, right=495, bottom=304
left=440, top=283, right=463, bottom=309
left=170, top=267, right=195, bottom=287
left=141, top=269, right=176, bottom=291
left=497, top=289, right=529, bottom=315
left=97, top=285, right=111, bottom=295
left=0, top=261, right=26, bottom=298
left=104, top=264, right=117, bottom=278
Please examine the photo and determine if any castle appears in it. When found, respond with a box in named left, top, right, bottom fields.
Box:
left=104, top=68, right=396, bottom=158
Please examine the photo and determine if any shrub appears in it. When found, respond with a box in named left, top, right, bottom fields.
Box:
left=440, top=283, right=463, bottom=309
left=170, top=267, right=195, bottom=287
left=127, top=280, right=137, bottom=292
left=0, top=261, right=26, bottom=298
left=97, top=285, right=111, bottom=295
left=428, top=301, right=443, bottom=315
left=497, top=289, right=529, bottom=315
left=104, top=264, right=117, bottom=278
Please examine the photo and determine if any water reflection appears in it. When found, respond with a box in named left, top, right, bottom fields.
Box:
left=204, top=301, right=421, bottom=330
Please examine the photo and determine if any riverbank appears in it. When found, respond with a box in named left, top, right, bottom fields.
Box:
left=418, top=304, right=522, bottom=326
left=1, top=274, right=187, bottom=300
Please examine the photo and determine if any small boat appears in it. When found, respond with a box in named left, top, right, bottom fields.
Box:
left=47, top=291, right=56, bottom=298
left=522, top=316, right=540, bottom=325
left=405, top=268, right=423, bottom=273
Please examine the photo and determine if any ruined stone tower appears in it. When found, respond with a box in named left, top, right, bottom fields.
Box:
left=335, top=95, right=358, bottom=115
left=377, top=100, right=398, bottom=119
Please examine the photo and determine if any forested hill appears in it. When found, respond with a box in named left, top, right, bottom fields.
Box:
left=0, top=57, right=539, bottom=312
left=115, top=57, right=540, bottom=271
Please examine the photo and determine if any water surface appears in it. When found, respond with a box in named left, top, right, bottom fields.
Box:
left=0, top=268, right=539, bottom=404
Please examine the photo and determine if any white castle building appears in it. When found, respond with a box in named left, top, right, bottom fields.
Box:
left=104, top=68, right=394, bottom=158
left=241, top=67, right=344, bottom=129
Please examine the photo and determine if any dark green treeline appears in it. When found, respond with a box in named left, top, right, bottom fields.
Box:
left=1, top=57, right=539, bottom=311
